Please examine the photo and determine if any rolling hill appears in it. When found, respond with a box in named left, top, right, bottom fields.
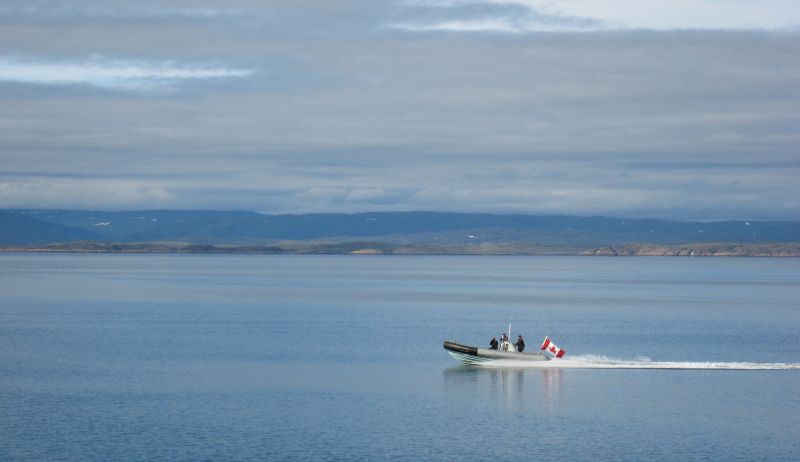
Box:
left=1, top=209, right=799, bottom=254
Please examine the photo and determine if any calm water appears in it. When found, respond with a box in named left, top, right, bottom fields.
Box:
left=1, top=254, right=799, bottom=461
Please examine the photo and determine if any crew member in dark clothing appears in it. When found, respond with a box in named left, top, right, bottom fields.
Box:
left=489, top=337, right=498, bottom=350
left=515, top=335, right=525, bottom=352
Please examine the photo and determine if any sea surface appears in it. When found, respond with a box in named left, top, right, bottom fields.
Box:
left=1, top=254, right=799, bottom=461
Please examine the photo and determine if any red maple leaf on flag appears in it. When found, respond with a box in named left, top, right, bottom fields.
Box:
left=549, top=346, right=557, bottom=353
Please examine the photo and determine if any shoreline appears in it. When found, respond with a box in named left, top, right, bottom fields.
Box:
left=2, top=241, right=799, bottom=257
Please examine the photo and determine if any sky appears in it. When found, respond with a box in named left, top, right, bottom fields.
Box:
left=1, top=0, right=799, bottom=220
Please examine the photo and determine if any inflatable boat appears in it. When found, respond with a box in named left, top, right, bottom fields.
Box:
left=443, top=328, right=566, bottom=365
left=443, top=340, right=550, bottom=365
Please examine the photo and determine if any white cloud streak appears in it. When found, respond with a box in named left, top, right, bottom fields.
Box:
left=0, top=57, right=252, bottom=89
left=537, top=0, right=800, bottom=31
left=391, top=0, right=800, bottom=33
left=390, top=19, right=521, bottom=33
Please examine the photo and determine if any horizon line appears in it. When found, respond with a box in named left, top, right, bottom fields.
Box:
left=4, top=208, right=798, bottom=224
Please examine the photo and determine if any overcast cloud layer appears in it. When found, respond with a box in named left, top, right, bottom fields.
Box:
left=1, top=0, right=799, bottom=220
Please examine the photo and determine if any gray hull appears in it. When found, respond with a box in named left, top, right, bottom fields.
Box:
left=443, top=341, right=549, bottom=365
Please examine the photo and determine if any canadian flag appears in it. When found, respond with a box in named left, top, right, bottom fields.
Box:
left=540, top=336, right=566, bottom=358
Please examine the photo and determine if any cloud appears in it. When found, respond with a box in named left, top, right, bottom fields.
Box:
left=540, top=0, right=800, bottom=31
left=390, top=19, right=519, bottom=33
left=388, top=0, right=605, bottom=33
left=0, top=176, right=174, bottom=210
left=389, top=0, right=800, bottom=33
left=0, top=1, right=797, bottom=219
left=0, top=2, right=244, bottom=22
left=0, top=56, right=252, bottom=90
left=3, top=148, right=797, bottom=219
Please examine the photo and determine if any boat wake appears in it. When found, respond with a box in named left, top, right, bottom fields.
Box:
left=481, top=354, right=800, bottom=370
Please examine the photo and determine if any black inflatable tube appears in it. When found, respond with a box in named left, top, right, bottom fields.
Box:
left=443, top=341, right=478, bottom=356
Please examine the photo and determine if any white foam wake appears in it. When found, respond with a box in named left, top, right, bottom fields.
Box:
left=482, top=354, right=800, bottom=370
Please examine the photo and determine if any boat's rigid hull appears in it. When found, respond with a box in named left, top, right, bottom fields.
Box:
left=443, top=340, right=549, bottom=365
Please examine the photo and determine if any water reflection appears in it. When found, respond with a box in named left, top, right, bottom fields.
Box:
left=442, top=366, right=564, bottom=412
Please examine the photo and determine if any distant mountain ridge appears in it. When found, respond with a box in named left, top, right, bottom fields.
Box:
left=0, top=210, right=100, bottom=245
left=2, top=209, right=799, bottom=251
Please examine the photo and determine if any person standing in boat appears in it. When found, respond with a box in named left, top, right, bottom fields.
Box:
left=500, top=332, right=509, bottom=351
left=515, top=335, right=525, bottom=352
left=489, top=337, right=498, bottom=350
